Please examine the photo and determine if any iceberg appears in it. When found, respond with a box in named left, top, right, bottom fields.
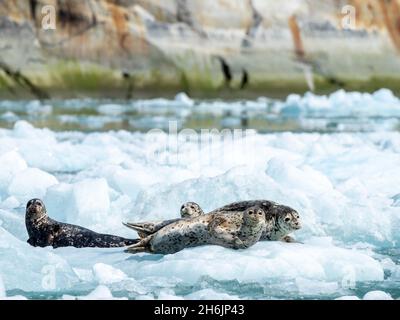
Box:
left=0, top=114, right=398, bottom=299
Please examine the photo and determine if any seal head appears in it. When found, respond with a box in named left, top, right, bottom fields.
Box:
left=25, top=198, right=138, bottom=248
left=26, top=198, right=48, bottom=223
left=180, top=202, right=204, bottom=218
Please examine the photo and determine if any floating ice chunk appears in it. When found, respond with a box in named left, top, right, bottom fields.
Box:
left=0, top=111, right=18, bottom=122
left=0, top=274, right=5, bottom=298
left=335, top=296, right=360, bottom=300
left=280, top=89, right=400, bottom=118
left=158, top=290, right=184, bottom=300
left=363, top=291, right=393, bottom=300
left=0, top=151, right=27, bottom=195
left=63, top=285, right=123, bottom=300
left=2, top=295, right=28, bottom=300
left=295, top=277, right=339, bottom=295
left=83, top=285, right=114, bottom=300
left=266, top=157, right=333, bottom=195
left=185, top=289, right=240, bottom=300
left=0, top=207, right=26, bottom=239
left=8, top=168, right=58, bottom=201
left=0, top=196, right=20, bottom=210
left=93, top=263, right=127, bottom=284
left=72, top=268, right=94, bottom=283
left=98, top=104, right=125, bottom=116
left=131, top=242, right=383, bottom=284
left=44, top=183, right=74, bottom=222
left=70, top=179, right=110, bottom=225
left=175, top=92, right=194, bottom=107
left=103, top=166, right=157, bottom=201
left=137, top=294, right=155, bottom=300
left=13, top=121, right=55, bottom=142
left=26, top=101, right=52, bottom=115
left=373, top=88, right=398, bottom=103
left=0, top=226, right=78, bottom=292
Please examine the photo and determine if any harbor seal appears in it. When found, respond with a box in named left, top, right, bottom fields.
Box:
left=25, top=199, right=138, bottom=248
left=125, top=200, right=301, bottom=242
left=124, top=201, right=204, bottom=239
left=180, top=201, right=204, bottom=218
left=125, top=206, right=270, bottom=254
left=210, top=200, right=301, bottom=242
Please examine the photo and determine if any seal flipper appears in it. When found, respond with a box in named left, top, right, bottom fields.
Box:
left=123, top=222, right=154, bottom=238
left=27, top=238, right=36, bottom=246
left=124, top=236, right=152, bottom=254
left=123, top=218, right=181, bottom=238
left=281, top=235, right=302, bottom=244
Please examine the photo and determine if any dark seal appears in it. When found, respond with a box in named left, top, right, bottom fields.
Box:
left=25, top=199, right=138, bottom=248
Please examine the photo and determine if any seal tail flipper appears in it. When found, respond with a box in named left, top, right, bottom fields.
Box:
left=122, top=222, right=153, bottom=238
left=124, top=237, right=152, bottom=254
left=123, top=218, right=181, bottom=236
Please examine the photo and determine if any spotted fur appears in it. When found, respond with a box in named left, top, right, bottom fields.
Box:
left=124, top=201, right=204, bottom=239
left=26, top=199, right=138, bottom=248
left=125, top=206, right=270, bottom=254
left=124, top=200, right=301, bottom=243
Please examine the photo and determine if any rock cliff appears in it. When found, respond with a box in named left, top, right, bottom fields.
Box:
left=1, top=0, right=400, bottom=99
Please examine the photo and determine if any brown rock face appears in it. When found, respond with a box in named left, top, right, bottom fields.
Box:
left=1, top=0, right=400, bottom=99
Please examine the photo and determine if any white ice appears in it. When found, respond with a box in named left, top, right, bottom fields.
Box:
left=0, top=92, right=399, bottom=299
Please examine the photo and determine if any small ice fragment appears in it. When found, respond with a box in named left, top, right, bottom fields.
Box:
left=8, top=168, right=58, bottom=200
left=335, top=296, right=360, bottom=300
left=98, top=104, right=125, bottom=116
left=158, top=289, right=184, bottom=300
left=185, top=289, right=240, bottom=300
left=0, top=274, right=5, bottom=298
left=93, top=263, right=127, bottom=284
left=71, top=178, right=110, bottom=225
left=1, top=196, right=20, bottom=209
left=363, top=291, right=393, bottom=300
left=175, top=92, right=194, bottom=107
left=83, top=285, right=114, bottom=300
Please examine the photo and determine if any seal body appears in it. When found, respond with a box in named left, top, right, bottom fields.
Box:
left=209, top=200, right=301, bottom=241
left=125, top=206, right=268, bottom=254
left=124, top=201, right=204, bottom=239
left=208, top=207, right=269, bottom=249
left=125, top=200, right=301, bottom=242
left=25, top=199, right=138, bottom=248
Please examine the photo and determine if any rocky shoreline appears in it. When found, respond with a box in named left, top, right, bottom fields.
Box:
left=1, top=0, right=400, bottom=99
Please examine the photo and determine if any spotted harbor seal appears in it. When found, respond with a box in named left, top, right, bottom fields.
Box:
left=26, top=199, right=138, bottom=248
left=125, top=206, right=270, bottom=254
left=125, top=200, right=301, bottom=243
left=123, top=201, right=204, bottom=238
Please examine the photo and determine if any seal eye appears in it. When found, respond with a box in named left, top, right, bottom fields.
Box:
left=285, top=217, right=291, bottom=222
left=258, top=210, right=263, bottom=215
left=190, top=205, right=195, bottom=209
left=248, top=210, right=254, bottom=215
left=181, top=205, right=185, bottom=210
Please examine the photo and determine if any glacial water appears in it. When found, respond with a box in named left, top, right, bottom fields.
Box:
left=0, top=89, right=399, bottom=300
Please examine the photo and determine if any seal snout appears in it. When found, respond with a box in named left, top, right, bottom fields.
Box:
left=293, top=221, right=301, bottom=230
left=292, top=211, right=301, bottom=230
left=26, top=199, right=45, bottom=214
